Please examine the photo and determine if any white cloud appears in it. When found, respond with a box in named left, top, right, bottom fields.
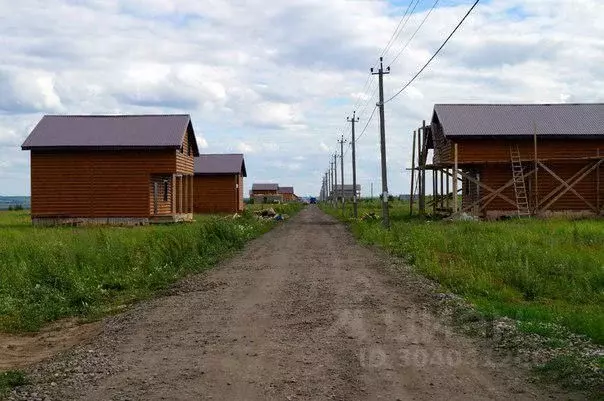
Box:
left=1, top=0, right=604, bottom=196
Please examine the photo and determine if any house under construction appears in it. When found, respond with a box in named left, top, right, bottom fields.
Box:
left=410, top=104, right=604, bottom=219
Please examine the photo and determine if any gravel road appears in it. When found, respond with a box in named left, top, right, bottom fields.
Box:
left=8, top=206, right=576, bottom=400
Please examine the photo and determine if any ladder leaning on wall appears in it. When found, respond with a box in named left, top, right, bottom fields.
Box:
left=510, top=146, right=531, bottom=217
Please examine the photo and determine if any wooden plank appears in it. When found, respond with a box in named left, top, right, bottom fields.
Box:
left=410, top=130, right=416, bottom=215
left=453, top=143, right=458, bottom=213
left=538, top=160, right=602, bottom=212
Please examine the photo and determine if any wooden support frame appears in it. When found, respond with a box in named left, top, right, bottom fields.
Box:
left=452, top=144, right=458, bottom=213
left=410, top=130, right=416, bottom=215
left=537, top=160, right=603, bottom=213
left=445, top=168, right=536, bottom=215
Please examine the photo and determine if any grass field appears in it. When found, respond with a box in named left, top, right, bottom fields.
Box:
left=0, top=203, right=303, bottom=334
left=322, top=200, right=603, bottom=392
left=322, top=200, right=604, bottom=344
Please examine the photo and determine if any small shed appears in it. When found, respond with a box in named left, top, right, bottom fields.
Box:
left=411, top=104, right=604, bottom=218
left=21, top=114, right=200, bottom=225
left=278, top=186, right=298, bottom=202
left=250, top=183, right=281, bottom=204
left=193, top=154, right=247, bottom=214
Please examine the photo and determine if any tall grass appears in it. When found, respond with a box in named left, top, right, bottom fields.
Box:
left=322, top=200, right=604, bottom=344
left=0, top=204, right=303, bottom=332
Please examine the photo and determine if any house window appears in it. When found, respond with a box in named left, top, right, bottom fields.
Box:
left=163, top=180, right=169, bottom=202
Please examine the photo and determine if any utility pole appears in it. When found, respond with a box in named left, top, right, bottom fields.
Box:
left=333, top=153, right=338, bottom=207
left=371, top=182, right=373, bottom=200
left=329, top=162, right=334, bottom=206
left=371, top=56, right=390, bottom=228
left=348, top=111, right=360, bottom=218
left=324, top=171, right=329, bottom=202
left=338, top=135, right=347, bottom=214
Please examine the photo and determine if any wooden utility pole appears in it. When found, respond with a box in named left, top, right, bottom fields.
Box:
left=371, top=182, right=373, bottom=200
left=333, top=153, right=338, bottom=207
left=348, top=112, right=360, bottom=218
left=338, top=135, right=347, bottom=213
left=330, top=161, right=334, bottom=205
left=371, top=57, right=391, bottom=228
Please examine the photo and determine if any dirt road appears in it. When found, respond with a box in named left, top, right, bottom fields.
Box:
left=9, top=206, right=573, bottom=400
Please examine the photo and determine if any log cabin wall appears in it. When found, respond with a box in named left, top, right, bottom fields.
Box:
left=193, top=174, right=240, bottom=214
left=30, top=149, right=178, bottom=218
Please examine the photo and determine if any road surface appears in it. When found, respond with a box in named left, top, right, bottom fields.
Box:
left=9, top=206, right=573, bottom=400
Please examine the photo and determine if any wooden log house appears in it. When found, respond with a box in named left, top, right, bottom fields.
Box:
left=193, top=154, right=247, bottom=214
left=250, top=183, right=282, bottom=204
left=277, top=186, right=298, bottom=202
left=22, top=114, right=200, bottom=225
left=411, top=104, right=604, bottom=218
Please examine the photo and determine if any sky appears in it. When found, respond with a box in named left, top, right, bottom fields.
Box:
left=1, top=0, right=604, bottom=197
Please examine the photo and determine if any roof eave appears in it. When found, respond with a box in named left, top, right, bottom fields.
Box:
left=22, top=145, right=181, bottom=151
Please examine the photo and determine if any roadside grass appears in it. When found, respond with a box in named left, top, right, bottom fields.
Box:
left=322, top=200, right=603, bottom=344
left=0, top=370, right=28, bottom=395
left=322, top=200, right=603, bottom=392
left=0, top=204, right=303, bottom=333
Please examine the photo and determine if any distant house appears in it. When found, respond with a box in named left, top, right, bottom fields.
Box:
left=21, top=114, right=200, bottom=225
left=330, top=184, right=361, bottom=201
left=193, top=154, right=247, bottom=214
left=278, top=186, right=298, bottom=202
left=250, top=183, right=281, bottom=203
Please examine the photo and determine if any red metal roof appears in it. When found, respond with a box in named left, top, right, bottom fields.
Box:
left=22, top=114, right=200, bottom=155
left=433, top=104, right=604, bottom=138
left=194, top=154, right=246, bottom=177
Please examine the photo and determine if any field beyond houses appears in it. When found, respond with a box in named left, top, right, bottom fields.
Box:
left=0, top=204, right=302, bottom=333
left=0, top=197, right=30, bottom=211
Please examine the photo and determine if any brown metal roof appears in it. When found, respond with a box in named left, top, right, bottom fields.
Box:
left=252, top=183, right=279, bottom=191
left=22, top=114, right=200, bottom=155
left=194, top=154, right=246, bottom=177
left=278, top=186, right=294, bottom=194
left=433, top=104, right=604, bottom=138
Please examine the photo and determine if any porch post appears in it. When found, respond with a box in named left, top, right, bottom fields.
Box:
left=453, top=143, right=458, bottom=213
left=184, top=174, right=188, bottom=214
left=179, top=175, right=183, bottom=213
left=171, top=174, right=176, bottom=214
left=189, top=175, right=194, bottom=214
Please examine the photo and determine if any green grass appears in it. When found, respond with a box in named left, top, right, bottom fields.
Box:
left=321, top=200, right=604, bottom=345
left=0, top=204, right=304, bottom=333
left=0, top=370, right=28, bottom=394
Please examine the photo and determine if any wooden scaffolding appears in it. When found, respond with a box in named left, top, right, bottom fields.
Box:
left=409, top=122, right=604, bottom=218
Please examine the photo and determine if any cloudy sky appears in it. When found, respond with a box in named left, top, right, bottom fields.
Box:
left=1, top=0, right=603, bottom=197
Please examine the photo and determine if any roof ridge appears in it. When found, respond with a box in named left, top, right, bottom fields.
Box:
left=43, top=114, right=191, bottom=117
left=435, top=103, right=604, bottom=106
left=197, top=153, right=243, bottom=156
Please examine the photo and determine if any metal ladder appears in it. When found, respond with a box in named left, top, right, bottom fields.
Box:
left=510, top=146, right=530, bottom=217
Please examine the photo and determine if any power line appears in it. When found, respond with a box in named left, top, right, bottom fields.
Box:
left=385, top=0, right=480, bottom=104
left=380, top=0, right=421, bottom=58
left=388, top=0, right=440, bottom=66
left=355, top=105, right=378, bottom=143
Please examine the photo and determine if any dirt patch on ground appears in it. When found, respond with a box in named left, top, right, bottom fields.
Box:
left=5, top=206, right=583, bottom=400
left=0, top=320, right=100, bottom=370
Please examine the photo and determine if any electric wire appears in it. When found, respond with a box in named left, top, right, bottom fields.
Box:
left=385, top=0, right=480, bottom=104
left=388, top=0, right=440, bottom=66
left=380, top=0, right=421, bottom=58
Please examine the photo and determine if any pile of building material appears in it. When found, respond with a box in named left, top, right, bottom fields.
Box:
left=254, top=208, right=289, bottom=221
